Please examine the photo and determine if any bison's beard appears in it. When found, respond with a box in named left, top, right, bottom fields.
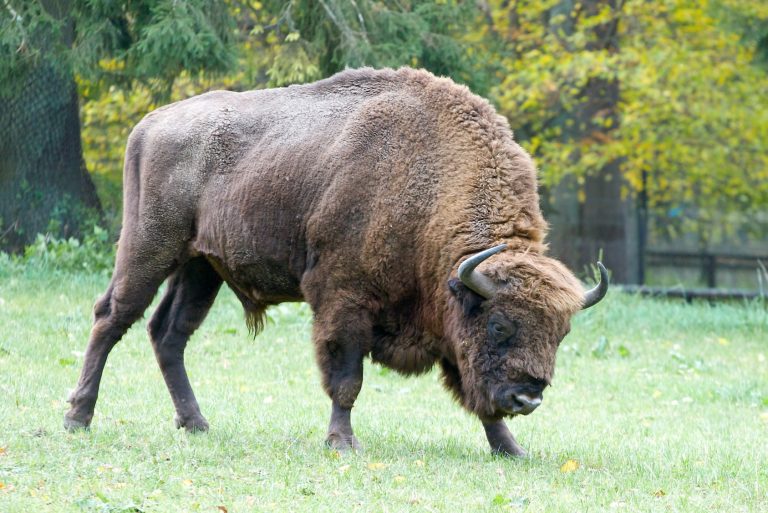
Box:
left=439, top=358, right=500, bottom=418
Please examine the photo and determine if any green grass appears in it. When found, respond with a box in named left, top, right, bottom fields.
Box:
left=0, top=268, right=766, bottom=512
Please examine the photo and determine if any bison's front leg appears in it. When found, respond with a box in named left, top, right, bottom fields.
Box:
left=482, top=418, right=527, bottom=458
left=439, top=359, right=527, bottom=457
left=147, top=258, right=222, bottom=432
left=312, top=303, right=371, bottom=452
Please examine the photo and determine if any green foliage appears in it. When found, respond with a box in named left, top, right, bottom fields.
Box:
left=713, top=0, right=768, bottom=68
left=618, top=0, right=768, bottom=245
left=1, top=0, right=237, bottom=98
left=0, top=1, right=67, bottom=94
left=480, top=0, right=768, bottom=247
left=239, top=0, right=494, bottom=93
left=0, top=226, right=115, bottom=276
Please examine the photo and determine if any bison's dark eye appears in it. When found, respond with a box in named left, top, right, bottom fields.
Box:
left=487, top=316, right=518, bottom=345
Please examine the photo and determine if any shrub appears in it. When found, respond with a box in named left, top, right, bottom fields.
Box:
left=0, top=225, right=115, bottom=276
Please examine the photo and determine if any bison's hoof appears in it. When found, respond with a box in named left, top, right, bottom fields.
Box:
left=492, top=443, right=527, bottom=458
left=174, top=414, right=209, bottom=433
left=325, top=432, right=361, bottom=453
left=63, top=412, right=91, bottom=432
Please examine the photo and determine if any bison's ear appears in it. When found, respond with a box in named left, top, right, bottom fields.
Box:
left=448, top=278, right=484, bottom=316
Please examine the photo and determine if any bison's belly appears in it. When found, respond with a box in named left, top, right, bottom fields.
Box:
left=199, top=249, right=304, bottom=306
left=228, top=260, right=303, bottom=303
left=192, top=196, right=307, bottom=304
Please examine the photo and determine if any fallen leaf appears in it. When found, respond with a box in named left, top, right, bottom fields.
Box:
left=367, top=462, right=387, bottom=471
left=393, top=475, right=406, bottom=483
left=0, top=482, right=5, bottom=490
left=717, top=337, right=729, bottom=346
left=654, top=489, right=666, bottom=497
left=560, top=459, right=580, bottom=473
left=0, top=447, right=6, bottom=456
left=182, top=479, right=193, bottom=487
left=491, top=494, right=509, bottom=506
left=414, top=459, right=425, bottom=467
left=217, top=506, right=228, bottom=513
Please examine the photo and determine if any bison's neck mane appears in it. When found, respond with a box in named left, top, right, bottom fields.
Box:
left=297, top=67, right=551, bottom=333
left=394, top=70, right=550, bottom=325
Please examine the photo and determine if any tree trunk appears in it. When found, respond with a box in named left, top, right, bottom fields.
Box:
left=0, top=62, right=101, bottom=253
left=544, top=0, right=639, bottom=283
left=0, top=0, right=101, bottom=252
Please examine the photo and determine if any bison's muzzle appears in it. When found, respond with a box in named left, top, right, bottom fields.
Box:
left=493, top=382, right=546, bottom=416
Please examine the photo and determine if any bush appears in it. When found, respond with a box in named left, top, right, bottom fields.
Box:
left=0, top=225, right=115, bottom=276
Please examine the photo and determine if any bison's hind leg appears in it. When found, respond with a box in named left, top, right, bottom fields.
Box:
left=147, top=257, right=222, bottom=432
left=64, top=257, right=174, bottom=431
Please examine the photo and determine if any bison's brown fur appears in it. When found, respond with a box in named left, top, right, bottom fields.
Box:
left=64, top=67, right=595, bottom=457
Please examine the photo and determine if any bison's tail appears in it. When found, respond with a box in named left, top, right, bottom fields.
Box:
left=120, top=127, right=144, bottom=230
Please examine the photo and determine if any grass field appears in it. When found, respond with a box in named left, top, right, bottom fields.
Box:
left=0, top=268, right=766, bottom=512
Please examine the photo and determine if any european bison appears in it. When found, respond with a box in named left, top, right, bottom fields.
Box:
left=64, top=67, right=607, bottom=457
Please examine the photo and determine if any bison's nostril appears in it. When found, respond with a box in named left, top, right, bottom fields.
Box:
left=510, top=393, right=542, bottom=415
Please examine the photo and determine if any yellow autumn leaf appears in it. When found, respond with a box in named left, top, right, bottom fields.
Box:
left=717, top=338, right=729, bottom=346
left=560, top=459, right=580, bottom=473
left=414, top=459, right=425, bottom=467
left=367, top=462, right=387, bottom=471
left=182, top=479, right=193, bottom=487
left=394, top=475, right=406, bottom=483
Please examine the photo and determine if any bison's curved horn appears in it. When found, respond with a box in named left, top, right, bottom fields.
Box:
left=582, top=262, right=609, bottom=309
left=458, top=243, right=507, bottom=299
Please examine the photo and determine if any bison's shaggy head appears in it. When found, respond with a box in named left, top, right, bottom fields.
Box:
left=444, top=245, right=607, bottom=420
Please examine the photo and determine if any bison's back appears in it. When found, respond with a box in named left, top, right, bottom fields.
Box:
left=122, top=67, right=535, bottom=323
left=122, top=69, right=445, bottom=305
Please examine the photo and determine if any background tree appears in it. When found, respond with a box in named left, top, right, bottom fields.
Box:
left=5, top=0, right=767, bottom=286
left=2, top=0, right=489, bottom=250
left=0, top=0, right=235, bottom=251
left=480, top=0, right=768, bottom=282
